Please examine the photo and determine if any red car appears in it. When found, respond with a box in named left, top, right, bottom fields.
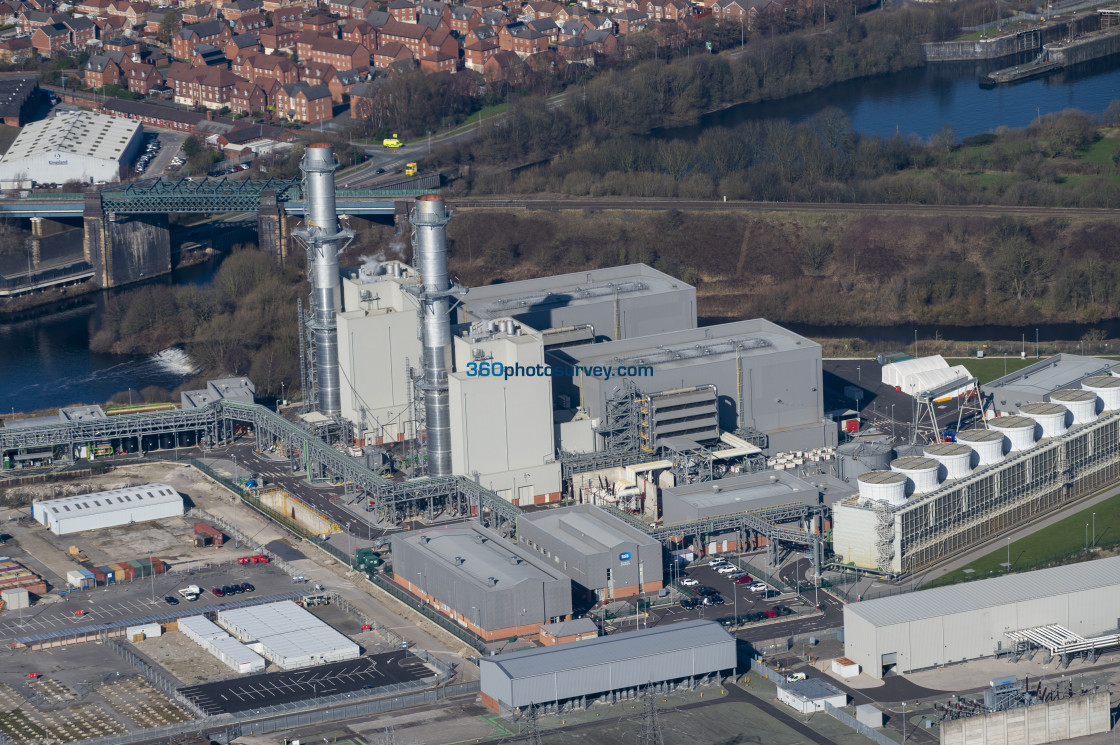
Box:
left=765, top=609, right=778, bottom=618
left=212, top=587, right=225, bottom=597
left=237, top=557, right=251, bottom=564
left=733, top=575, right=753, bottom=584
left=74, top=610, right=85, bottom=616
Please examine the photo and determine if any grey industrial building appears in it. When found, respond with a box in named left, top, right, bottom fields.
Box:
left=389, top=523, right=573, bottom=642
left=661, top=470, right=833, bottom=525
left=180, top=378, right=257, bottom=409
left=550, top=319, right=836, bottom=454
left=843, top=557, right=1120, bottom=679
left=0, top=110, right=143, bottom=189
left=516, top=504, right=664, bottom=602
left=480, top=619, right=736, bottom=714
left=982, top=354, right=1114, bottom=416
left=457, top=264, right=696, bottom=342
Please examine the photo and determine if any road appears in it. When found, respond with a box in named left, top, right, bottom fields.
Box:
left=446, top=196, right=1120, bottom=219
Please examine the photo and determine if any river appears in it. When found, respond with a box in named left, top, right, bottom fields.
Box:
left=659, top=53, right=1120, bottom=141
left=4, top=55, right=1120, bottom=415
left=0, top=258, right=219, bottom=416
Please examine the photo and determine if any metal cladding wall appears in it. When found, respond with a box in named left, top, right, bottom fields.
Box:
left=458, top=264, right=697, bottom=341
left=33, top=484, right=184, bottom=535
left=481, top=620, right=735, bottom=711
left=516, top=505, right=664, bottom=596
left=390, top=525, right=573, bottom=632
left=661, top=471, right=822, bottom=524
left=550, top=319, right=833, bottom=454
left=843, top=558, right=1120, bottom=678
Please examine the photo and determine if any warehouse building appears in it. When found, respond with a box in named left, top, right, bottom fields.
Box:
left=390, top=523, right=573, bottom=642
left=516, top=504, right=664, bottom=602
left=449, top=318, right=561, bottom=504
left=550, top=319, right=835, bottom=454
left=216, top=601, right=359, bottom=669
left=982, top=354, right=1114, bottom=416
left=843, top=557, right=1120, bottom=679
left=0, top=110, right=143, bottom=189
left=31, top=484, right=183, bottom=535
left=457, top=264, right=696, bottom=342
left=178, top=615, right=266, bottom=674
left=480, top=619, right=736, bottom=714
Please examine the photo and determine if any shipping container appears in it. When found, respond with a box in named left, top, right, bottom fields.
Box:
left=126, top=560, right=144, bottom=579
left=66, top=569, right=91, bottom=589
left=87, top=566, right=106, bottom=585
left=193, top=522, right=225, bottom=545
left=78, top=567, right=95, bottom=581
left=1, top=587, right=30, bottom=609
left=152, top=558, right=167, bottom=575
left=99, top=566, right=116, bottom=585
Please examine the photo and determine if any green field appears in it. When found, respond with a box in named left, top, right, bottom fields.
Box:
left=925, top=490, right=1120, bottom=588
left=944, top=357, right=1037, bottom=384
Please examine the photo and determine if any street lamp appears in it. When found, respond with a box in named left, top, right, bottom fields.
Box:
left=416, top=571, right=424, bottom=607
left=1092, top=512, right=1096, bottom=549
left=1085, top=523, right=1089, bottom=552
left=856, top=366, right=861, bottom=383
left=738, top=15, right=744, bottom=48
left=902, top=702, right=907, bottom=745
left=346, top=521, right=352, bottom=567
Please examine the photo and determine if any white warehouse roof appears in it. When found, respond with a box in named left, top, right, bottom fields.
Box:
left=32, top=484, right=183, bottom=530
left=3, top=110, right=140, bottom=162
left=847, top=556, right=1120, bottom=628
left=216, top=601, right=360, bottom=669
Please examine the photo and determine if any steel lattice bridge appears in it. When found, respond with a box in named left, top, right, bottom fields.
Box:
left=0, top=175, right=440, bottom=217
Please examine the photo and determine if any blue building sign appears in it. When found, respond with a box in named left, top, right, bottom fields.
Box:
left=619, top=552, right=632, bottom=561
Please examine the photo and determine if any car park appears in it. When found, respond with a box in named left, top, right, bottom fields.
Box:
left=680, top=578, right=698, bottom=586
left=165, top=595, right=179, bottom=605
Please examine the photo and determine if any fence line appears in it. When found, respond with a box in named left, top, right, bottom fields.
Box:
left=372, top=575, right=486, bottom=654
left=105, top=639, right=205, bottom=718
left=749, top=658, right=788, bottom=685
left=66, top=681, right=480, bottom=745
left=824, top=702, right=899, bottom=745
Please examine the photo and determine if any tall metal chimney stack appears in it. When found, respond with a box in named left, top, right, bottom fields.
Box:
left=297, top=143, right=350, bottom=418
left=412, top=195, right=453, bottom=477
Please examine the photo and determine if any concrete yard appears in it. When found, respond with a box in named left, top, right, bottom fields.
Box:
left=178, top=652, right=435, bottom=715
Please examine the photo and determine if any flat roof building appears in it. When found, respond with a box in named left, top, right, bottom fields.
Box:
left=516, top=504, right=664, bottom=602
left=458, top=264, right=696, bottom=342
left=31, top=484, right=183, bottom=535
left=480, top=619, right=736, bottom=714
left=550, top=319, right=835, bottom=454
left=982, top=354, right=1114, bottom=416
left=843, top=556, right=1120, bottom=679
left=539, top=618, right=598, bottom=646
left=216, top=601, right=360, bottom=669
left=0, top=110, right=143, bottom=189
left=661, top=470, right=825, bottom=525
left=390, top=523, right=573, bottom=642
left=181, top=377, right=257, bottom=409
left=776, top=678, right=847, bottom=714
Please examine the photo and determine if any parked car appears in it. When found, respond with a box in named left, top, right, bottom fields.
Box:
left=679, top=598, right=696, bottom=610
left=165, top=596, right=179, bottom=605
left=760, top=589, right=780, bottom=599
left=748, top=583, right=769, bottom=592
left=241, top=582, right=254, bottom=592
left=766, top=609, right=778, bottom=618
left=695, top=586, right=718, bottom=596
left=774, top=605, right=793, bottom=616
left=716, top=564, right=737, bottom=574
left=212, top=587, right=224, bottom=597
left=733, top=575, right=754, bottom=584
left=711, top=595, right=725, bottom=605
left=786, top=672, right=806, bottom=683
left=680, top=578, right=699, bottom=586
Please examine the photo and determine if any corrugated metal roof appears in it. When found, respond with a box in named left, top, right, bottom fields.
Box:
left=486, top=619, right=732, bottom=679
left=33, top=484, right=181, bottom=518
left=518, top=505, right=659, bottom=554
left=540, top=618, right=597, bottom=637
left=847, top=556, right=1120, bottom=627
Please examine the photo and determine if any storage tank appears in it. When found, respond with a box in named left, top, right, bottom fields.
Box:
left=893, top=444, right=925, bottom=459
left=1020, top=402, right=1069, bottom=438
left=1082, top=376, right=1120, bottom=412
left=837, top=441, right=893, bottom=481
left=923, top=443, right=973, bottom=480
left=1049, top=389, right=1098, bottom=426
left=890, top=456, right=941, bottom=495
left=955, top=428, right=1006, bottom=466
left=856, top=470, right=907, bottom=506
left=988, top=415, right=1038, bottom=451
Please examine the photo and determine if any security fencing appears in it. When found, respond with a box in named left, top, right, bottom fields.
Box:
left=66, top=681, right=480, bottom=745
left=749, top=659, right=788, bottom=685
left=105, top=639, right=205, bottom=718
left=372, top=575, right=487, bottom=654
left=824, top=702, right=899, bottom=745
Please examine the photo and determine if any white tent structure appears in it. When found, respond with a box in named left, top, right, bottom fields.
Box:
left=882, top=356, right=972, bottom=399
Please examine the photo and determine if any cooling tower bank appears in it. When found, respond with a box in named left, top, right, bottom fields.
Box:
left=835, top=383, right=1120, bottom=575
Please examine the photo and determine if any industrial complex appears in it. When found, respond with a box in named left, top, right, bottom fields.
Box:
left=6, top=139, right=1120, bottom=745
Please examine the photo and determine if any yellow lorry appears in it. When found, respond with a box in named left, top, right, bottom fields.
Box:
left=405, top=162, right=418, bottom=176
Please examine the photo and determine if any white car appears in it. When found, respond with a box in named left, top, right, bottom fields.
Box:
left=680, top=578, right=699, bottom=586
left=749, top=582, right=769, bottom=592
left=786, top=673, right=806, bottom=683
left=716, top=564, right=737, bottom=574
